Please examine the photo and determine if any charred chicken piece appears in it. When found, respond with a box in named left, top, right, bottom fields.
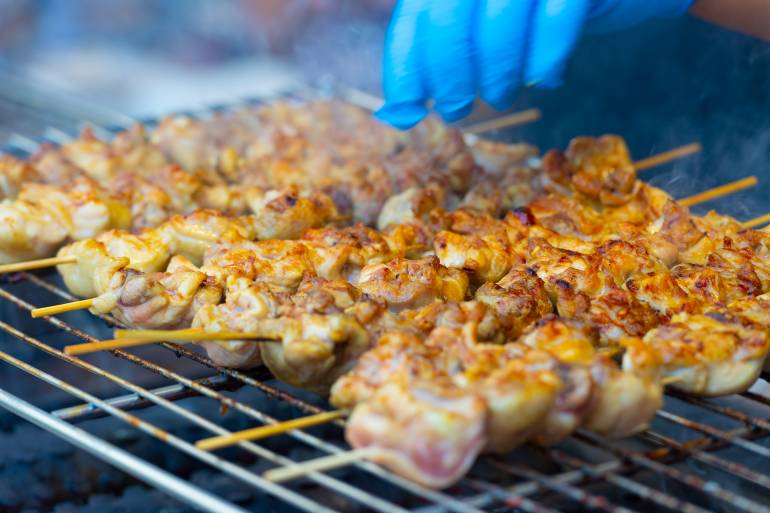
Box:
left=473, top=267, right=553, bottom=339
left=631, top=312, right=770, bottom=396
left=355, top=256, right=469, bottom=311
left=91, top=255, right=222, bottom=329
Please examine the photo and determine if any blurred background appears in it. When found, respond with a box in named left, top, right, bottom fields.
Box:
left=0, top=0, right=768, bottom=217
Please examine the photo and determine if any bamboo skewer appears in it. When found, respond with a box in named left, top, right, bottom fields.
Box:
left=64, top=339, right=150, bottom=355
left=464, top=108, right=542, bottom=134
left=63, top=328, right=282, bottom=355
left=0, top=255, right=77, bottom=274
left=114, top=328, right=281, bottom=342
left=196, top=410, right=348, bottom=452
left=263, top=447, right=382, bottom=483
left=742, top=213, right=770, bottom=229
left=678, top=176, right=758, bottom=207
left=633, top=142, right=702, bottom=171
left=661, top=376, right=686, bottom=386
left=31, top=298, right=94, bottom=318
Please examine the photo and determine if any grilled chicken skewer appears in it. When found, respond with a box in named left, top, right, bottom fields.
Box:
left=331, top=316, right=663, bottom=488
left=2, top=100, right=538, bottom=265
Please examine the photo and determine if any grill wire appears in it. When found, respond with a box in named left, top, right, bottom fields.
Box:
left=0, top=86, right=769, bottom=513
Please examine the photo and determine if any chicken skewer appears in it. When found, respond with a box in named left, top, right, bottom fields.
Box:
left=2, top=130, right=699, bottom=272
left=327, top=316, right=664, bottom=488
left=24, top=133, right=720, bottom=298
left=3, top=99, right=523, bottom=265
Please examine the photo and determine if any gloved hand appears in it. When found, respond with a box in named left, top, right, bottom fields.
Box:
left=376, top=0, right=694, bottom=129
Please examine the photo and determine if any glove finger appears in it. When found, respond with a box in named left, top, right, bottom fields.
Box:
left=477, top=0, right=533, bottom=110
left=377, top=0, right=430, bottom=129
left=524, top=0, right=592, bottom=88
left=423, top=0, right=477, bottom=122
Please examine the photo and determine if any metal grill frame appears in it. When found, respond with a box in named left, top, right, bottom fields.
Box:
left=0, top=85, right=769, bottom=513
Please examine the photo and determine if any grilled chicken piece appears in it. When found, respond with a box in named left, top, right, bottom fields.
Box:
left=707, top=296, right=770, bottom=371
left=0, top=179, right=131, bottom=264
left=301, top=223, right=397, bottom=278
left=107, top=164, right=204, bottom=229
left=469, top=139, right=538, bottom=178
left=245, top=187, right=340, bottom=240
left=595, top=239, right=667, bottom=286
left=527, top=237, right=660, bottom=342
left=440, top=333, right=561, bottom=453
left=527, top=193, right=604, bottom=239
left=57, top=230, right=169, bottom=298
left=202, top=238, right=350, bottom=289
left=520, top=316, right=662, bottom=442
left=17, top=181, right=130, bottom=240
left=376, top=185, right=445, bottom=231
left=91, top=255, right=222, bottom=329
left=355, top=256, right=469, bottom=311
left=539, top=137, right=633, bottom=207
left=434, top=229, right=517, bottom=283
left=0, top=199, right=70, bottom=264
left=192, top=277, right=289, bottom=369
left=631, top=312, right=770, bottom=396
left=154, top=210, right=255, bottom=266
left=334, top=327, right=559, bottom=488
left=0, top=155, right=40, bottom=200
left=347, top=380, right=488, bottom=489
left=473, top=267, right=553, bottom=339
left=397, top=301, right=502, bottom=342
left=60, top=127, right=121, bottom=182
left=258, top=312, right=372, bottom=394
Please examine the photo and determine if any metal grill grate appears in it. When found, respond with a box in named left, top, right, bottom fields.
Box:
left=0, top=87, right=769, bottom=513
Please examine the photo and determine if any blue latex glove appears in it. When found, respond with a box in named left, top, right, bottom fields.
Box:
left=377, top=0, right=694, bottom=129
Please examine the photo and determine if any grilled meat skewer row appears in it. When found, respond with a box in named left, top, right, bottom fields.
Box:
left=331, top=316, right=664, bottom=488
left=1, top=100, right=537, bottom=264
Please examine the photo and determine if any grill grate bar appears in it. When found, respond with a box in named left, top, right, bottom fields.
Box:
left=576, top=430, right=770, bottom=513
left=462, top=478, right=560, bottom=513
left=0, top=332, right=337, bottom=513
left=548, top=450, right=713, bottom=513
left=51, top=374, right=238, bottom=422
left=655, top=409, right=770, bottom=458
left=669, top=391, right=770, bottom=432
left=0, top=386, right=250, bottom=513
left=643, top=429, right=770, bottom=490
left=0, top=317, right=422, bottom=513
left=487, top=460, right=637, bottom=513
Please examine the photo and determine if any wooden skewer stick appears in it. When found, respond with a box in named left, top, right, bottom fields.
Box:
left=263, top=447, right=382, bottom=483
left=464, top=108, right=542, bottom=134
left=661, top=375, right=685, bottom=386
left=64, top=338, right=164, bottom=355
left=114, top=328, right=281, bottom=342
left=742, top=212, right=770, bottom=229
left=31, top=298, right=94, bottom=318
left=64, top=328, right=282, bottom=355
left=633, top=142, right=702, bottom=172
left=678, top=176, right=758, bottom=208
left=0, top=255, right=77, bottom=274
left=196, top=410, right=348, bottom=452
